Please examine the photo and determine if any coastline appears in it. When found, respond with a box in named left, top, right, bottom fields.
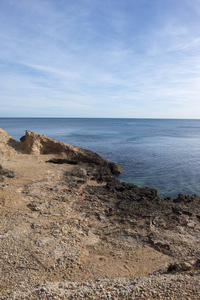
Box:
left=2, top=117, right=200, bottom=199
left=0, top=128, right=199, bottom=299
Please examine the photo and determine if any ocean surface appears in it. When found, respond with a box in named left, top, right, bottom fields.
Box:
left=1, top=118, right=200, bottom=199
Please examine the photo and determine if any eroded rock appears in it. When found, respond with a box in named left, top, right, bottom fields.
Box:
left=22, top=130, right=121, bottom=174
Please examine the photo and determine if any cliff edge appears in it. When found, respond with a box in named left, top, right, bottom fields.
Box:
left=0, top=129, right=199, bottom=299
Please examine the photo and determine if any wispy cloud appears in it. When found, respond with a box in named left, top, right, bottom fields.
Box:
left=0, top=0, right=200, bottom=117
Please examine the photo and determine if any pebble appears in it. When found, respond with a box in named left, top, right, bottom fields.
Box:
left=1, top=273, right=198, bottom=299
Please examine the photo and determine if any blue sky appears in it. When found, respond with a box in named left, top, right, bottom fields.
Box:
left=1, top=0, right=200, bottom=118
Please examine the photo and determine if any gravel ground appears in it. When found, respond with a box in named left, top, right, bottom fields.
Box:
left=1, top=272, right=199, bottom=299
left=1, top=129, right=199, bottom=300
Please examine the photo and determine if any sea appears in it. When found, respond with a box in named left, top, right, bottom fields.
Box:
left=1, top=118, right=200, bottom=199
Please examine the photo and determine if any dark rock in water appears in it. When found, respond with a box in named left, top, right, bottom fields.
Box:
left=173, top=193, right=198, bottom=203
left=173, top=194, right=188, bottom=203
left=164, top=196, right=171, bottom=201
left=107, top=162, right=122, bottom=175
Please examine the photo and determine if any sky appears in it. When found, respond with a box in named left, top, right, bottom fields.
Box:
left=0, top=0, right=200, bottom=118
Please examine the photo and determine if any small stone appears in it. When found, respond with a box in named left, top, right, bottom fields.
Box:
left=187, top=221, right=195, bottom=228
left=179, top=262, right=193, bottom=271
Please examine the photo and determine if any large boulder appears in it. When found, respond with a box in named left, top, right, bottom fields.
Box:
left=22, top=130, right=122, bottom=175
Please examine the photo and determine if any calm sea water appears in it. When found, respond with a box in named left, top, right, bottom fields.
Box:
left=1, top=118, right=200, bottom=199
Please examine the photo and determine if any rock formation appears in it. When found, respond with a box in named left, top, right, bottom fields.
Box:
left=0, top=128, right=199, bottom=299
left=22, top=130, right=121, bottom=174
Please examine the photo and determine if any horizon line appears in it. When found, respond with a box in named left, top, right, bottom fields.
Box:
left=0, top=117, right=200, bottom=120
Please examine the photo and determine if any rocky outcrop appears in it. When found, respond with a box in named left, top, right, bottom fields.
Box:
left=22, top=130, right=121, bottom=174
left=0, top=128, right=200, bottom=299
left=0, top=128, right=22, bottom=156
left=22, top=130, right=75, bottom=154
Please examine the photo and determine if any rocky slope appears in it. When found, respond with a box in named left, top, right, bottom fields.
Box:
left=0, top=129, right=199, bottom=299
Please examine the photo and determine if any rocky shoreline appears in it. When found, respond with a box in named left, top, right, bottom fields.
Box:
left=0, top=128, right=199, bottom=299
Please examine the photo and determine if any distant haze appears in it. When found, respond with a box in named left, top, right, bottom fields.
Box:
left=1, top=0, right=200, bottom=118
